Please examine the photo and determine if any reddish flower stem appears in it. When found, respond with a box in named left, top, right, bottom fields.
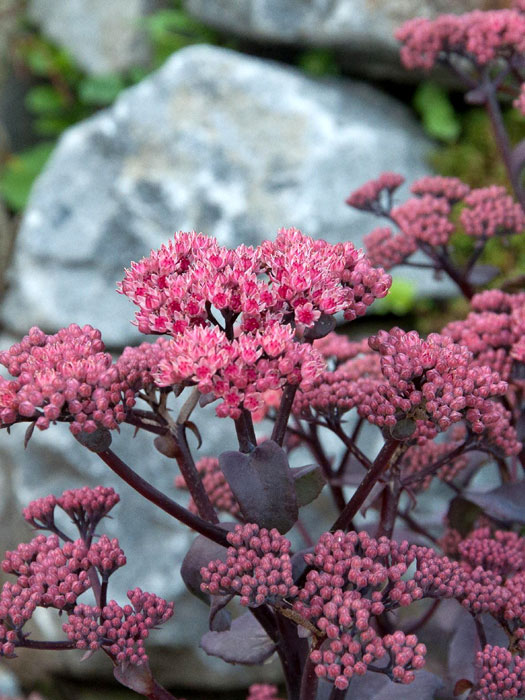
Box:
left=17, top=638, right=77, bottom=650
left=299, top=655, right=319, bottom=700
left=147, top=681, right=177, bottom=700
left=484, top=80, right=525, bottom=209
left=173, top=423, right=219, bottom=523
left=376, top=473, right=402, bottom=539
left=330, top=439, right=400, bottom=533
left=97, top=448, right=228, bottom=547
left=272, top=384, right=299, bottom=446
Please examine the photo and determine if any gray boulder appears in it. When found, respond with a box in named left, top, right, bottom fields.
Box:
left=1, top=44, right=434, bottom=346
left=182, top=0, right=499, bottom=80
left=28, top=0, right=162, bottom=75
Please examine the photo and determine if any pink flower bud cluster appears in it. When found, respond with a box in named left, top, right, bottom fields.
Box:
left=410, top=176, right=470, bottom=204
left=293, top=348, right=382, bottom=421
left=294, top=531, right=426, bottom=689
left=458, top=528, right=525, bottom=576
left=345, top=173, right=405, bottom=213
left=396, top=9, right=525, bottom=71
left=313, top=333, right=370, bottom=365
left=175, top=456, right=240, bottom=517
left=473, top=645, right=525, bottom=700
left=443, top=291, right=525, bottom=385
left=115, top=337, right=171, bottom=392
left=23, top=486, right=120, bottom=550
left=0, top=325, right=133, bottom=434
left=119, top=229, right=391, bottom=337
left=246, top=685, right=284, bottom=700
left=156, top=323, right=325, bottom=419
left=359, top=328, right=520, bottom=454
left=200, top=524, right=298, bottom=607
left=362, top=227, right=418, bottom=270
left=0, top=534, right=92, bottom=644
left=62, top=588, right=174, bottom=665
left=460, top=186, right=525, bottom=239
left=391, top=195, right=454, bottom=247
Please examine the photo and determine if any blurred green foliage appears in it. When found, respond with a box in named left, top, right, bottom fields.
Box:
left=413, top=81, right=461, bottom=143
left=297, top=49, right=340, bottom=77
left=0, top=2, right=225, bottom=212
left=373, top=279, right=416, bottom=316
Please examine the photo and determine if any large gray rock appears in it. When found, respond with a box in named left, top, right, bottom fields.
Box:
left=182, top=0, right=500, bottom=80
left=28, top=0, right=163, bottom=75
left=1, top=44, right=434, bottom=345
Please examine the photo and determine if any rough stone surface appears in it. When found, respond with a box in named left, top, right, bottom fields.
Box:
left=1, top=44, right=435, bottom=345
left=183, top=0, right=508, bottom=79
left=28, top=0, right=163, bottom=75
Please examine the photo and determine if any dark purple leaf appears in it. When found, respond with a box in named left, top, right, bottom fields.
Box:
left=446, top=496, right=482, bottom=537
left=180, top=526, right=234, bottom=603
left=292, top=464, right=326, bottom=507
left=114, top=661, right=154, bottom=694
left=199, top=392, right=217, bottom=407
left=200, top=612, right=276, bottom=665
left=219, top=441, right=298, bottom=533
left=464, top=480, right=525, bottom=525
left=516, top=413, right=525, bottom=443
left=454, top=679, right=473, bottom=697
left=74, top=428, right=112, bottom=453
left=185, top=420, right=202, bottom=449
left=209, top=594, right=233, bottom=632
left=373, top=671, right=443, bottom=699
left=448, top=609, right=508, bottom=690
left=303, top=313, right=337, bottom=340
left=467, top=265, right=499, bottom=286
left=465, top=87, right=486, bottom=105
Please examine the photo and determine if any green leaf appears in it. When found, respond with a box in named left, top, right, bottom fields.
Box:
left=413, top=81, right=461, bottom=143
left=78, top=74, right=125, bottom=106
left=0, top=142, right=55, bottom=211
left=298, top=49, right=340, bottom=77
left=25, top=85, right=65, bottom=115
left=33, top=115, right=78, bottom=137
left=373, top=278, right=415, bottom=315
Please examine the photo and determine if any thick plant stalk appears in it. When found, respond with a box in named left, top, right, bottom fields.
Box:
left=97, top=448, right=228, bottom=547
left=331, top=439, right=400, bottom=532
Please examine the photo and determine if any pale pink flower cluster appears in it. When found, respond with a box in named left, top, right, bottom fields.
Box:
left=460, top=186, right=525, bottom=238
left=360, top=328, right=520, bottom=454
left=156, top=323, right=325, bottom=419
left=458, top=527, right=525, bottom=576
left=0, top=325, right=134, bottom=434
left=175, top=456, right=240, bottom=517
left=396, top=9, right=525, bottom=70
left=62, top=588, right=174, bottom=665
left=473, top=645, right=525, bottom=700
left=120, top=229, right=391, bottom=336
left=313, top=333, right=370, bottom=364
left=443, top=291, right=525, bottom=385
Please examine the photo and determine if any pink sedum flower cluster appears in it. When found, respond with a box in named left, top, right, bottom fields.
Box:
left=200, top=523, right=298, bottom=607
left=0, top=325, right=135, bottom=434
left=473, top=645, right=525, bottom=700
left=246, top=685, right=284, bottom=700
left=460, top=187, right=525, bottom=239
left=443, top=291, right=525, bottom=387
left=361, top=328, right=520, bottom=453
left=119, top=229, right=391, bottom=336
left=156, top=323, right=325, bottom=419
left=396, top=8, right=525, bottom=71
left=62, top=588, right=173, bottom=665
